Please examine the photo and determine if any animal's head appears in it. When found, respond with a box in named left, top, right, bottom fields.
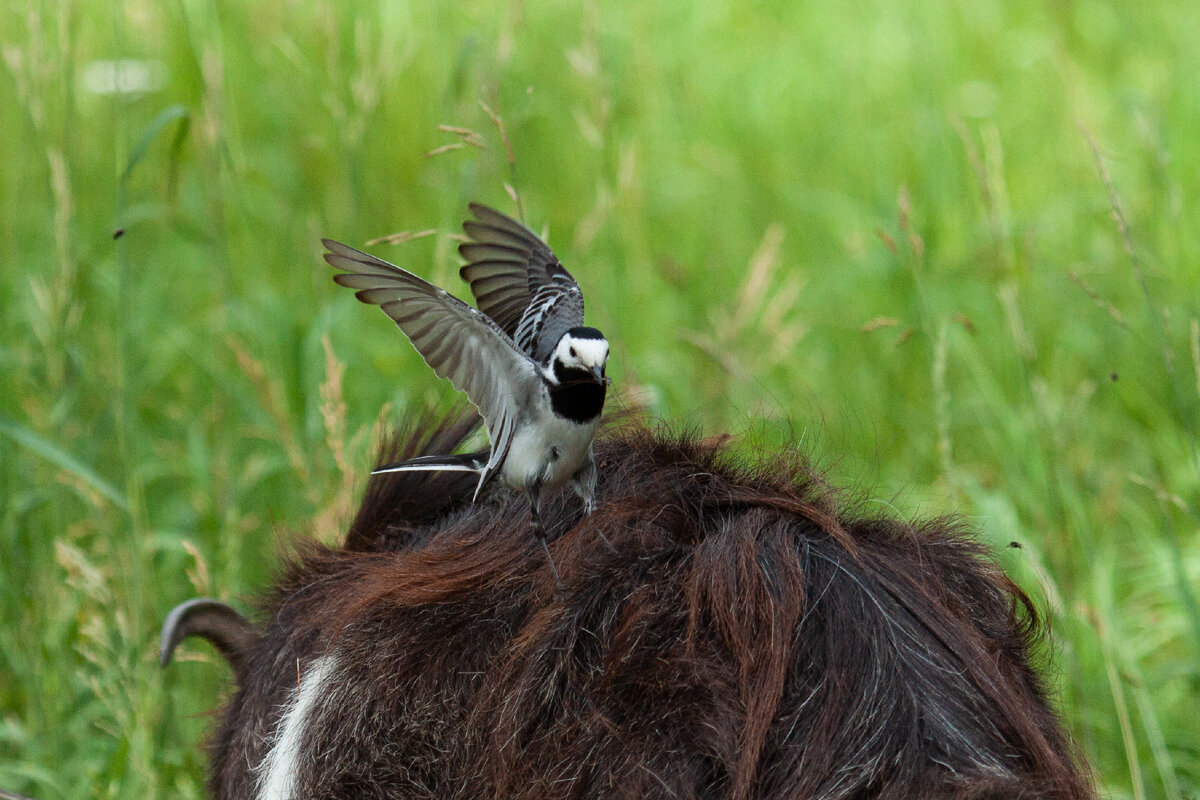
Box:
left=551, top=326, right=609, bottom=384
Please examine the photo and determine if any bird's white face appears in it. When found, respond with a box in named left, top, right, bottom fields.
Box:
left=553, top=330, right=610, bottom=383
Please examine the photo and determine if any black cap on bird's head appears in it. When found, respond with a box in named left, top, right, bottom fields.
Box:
left=565, top=326, right=605, bottom=340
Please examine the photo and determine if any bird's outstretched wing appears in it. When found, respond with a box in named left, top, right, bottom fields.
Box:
left=325, top=239, right=538, bottom=493
left=458, top=204, right=585, bottom=361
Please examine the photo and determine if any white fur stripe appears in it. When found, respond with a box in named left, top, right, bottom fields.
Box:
left=256, top=653, right=336, bottom=800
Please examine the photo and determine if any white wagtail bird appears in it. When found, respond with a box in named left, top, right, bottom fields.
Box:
left=324, top=204, right=610, bottom=583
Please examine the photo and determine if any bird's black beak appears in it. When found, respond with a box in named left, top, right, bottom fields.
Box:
left=591, top=366, right=610, bottom=385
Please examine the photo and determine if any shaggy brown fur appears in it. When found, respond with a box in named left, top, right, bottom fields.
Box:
left=195, top=419, right=1095, bottom=799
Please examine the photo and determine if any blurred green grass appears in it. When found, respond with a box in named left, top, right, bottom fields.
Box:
left=2, top=0, right=1198, bottom=797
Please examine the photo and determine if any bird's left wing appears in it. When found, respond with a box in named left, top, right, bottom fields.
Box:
left=324, top=239, right=539, bottom=485
left=458, top=204, right=585, bottom=360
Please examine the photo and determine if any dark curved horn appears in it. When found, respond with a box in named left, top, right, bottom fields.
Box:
left=159, top=598, right=255, bottom=682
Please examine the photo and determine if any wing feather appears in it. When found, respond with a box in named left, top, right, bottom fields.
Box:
left=462, top=220, right=529, bottom=251
left=457, top=204, right=586, bottom=356
left=325, top=239, right=538, bottom=480
left=458, top=243, right=528, bottom=263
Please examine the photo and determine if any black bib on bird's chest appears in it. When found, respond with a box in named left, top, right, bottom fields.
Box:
left=548, top=363, right=606, bottom=423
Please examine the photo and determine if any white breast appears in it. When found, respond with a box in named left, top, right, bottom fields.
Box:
left=501, top=411, right=598, bottom=492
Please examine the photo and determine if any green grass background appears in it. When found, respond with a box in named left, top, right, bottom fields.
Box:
left=2, top=0, right=1198, bottom=797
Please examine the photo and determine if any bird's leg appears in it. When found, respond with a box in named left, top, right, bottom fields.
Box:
left=571, top=449, right=612, bottom=549
left=570, top=447, right=599, bottom=515
left=527, top=478, right=546, bottom=536
left=527, top=483, right=562, bottom=588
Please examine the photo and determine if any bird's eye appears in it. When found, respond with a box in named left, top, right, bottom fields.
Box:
left=569, top=347, right=577, bottom=358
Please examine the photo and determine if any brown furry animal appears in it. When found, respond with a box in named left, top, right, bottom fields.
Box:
left=164, top=418, right=1095, bottom=800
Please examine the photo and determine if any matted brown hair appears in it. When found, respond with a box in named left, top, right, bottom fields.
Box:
left=203, top=417, right=1094, bottom=799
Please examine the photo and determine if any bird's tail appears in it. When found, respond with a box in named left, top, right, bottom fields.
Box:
left=371, top=451, right=488, bottom=476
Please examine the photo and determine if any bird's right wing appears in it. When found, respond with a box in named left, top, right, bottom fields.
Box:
left=325, top=239, right=538, bottom=482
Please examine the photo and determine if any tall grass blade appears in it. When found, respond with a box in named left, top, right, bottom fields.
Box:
left=118, top=104, right=190, bottom=187
left=0, top=418, right=130, bottom=512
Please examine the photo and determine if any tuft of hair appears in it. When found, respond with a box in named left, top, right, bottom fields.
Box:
left=204, top=419, right=1095, bottom=800
left=342, top=404, right=483, bottom=552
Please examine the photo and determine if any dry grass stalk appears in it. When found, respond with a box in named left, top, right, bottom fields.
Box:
left=365, top=229, right=437, bottom=247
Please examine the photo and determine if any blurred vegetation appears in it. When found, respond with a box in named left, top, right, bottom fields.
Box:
left=2, top=0, right=1198, bottom=797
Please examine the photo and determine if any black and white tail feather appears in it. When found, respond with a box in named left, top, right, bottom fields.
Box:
left=325, top=204, right=610, bottom=585
left=373, top=452, right=488, bottom=478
